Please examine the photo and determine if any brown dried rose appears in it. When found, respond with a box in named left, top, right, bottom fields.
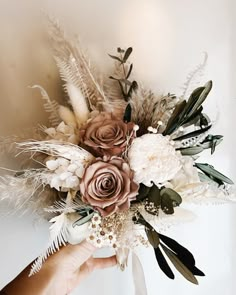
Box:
left=80, top=112, right=134, bottom=156
left=80, top=157, right=139, bottom=216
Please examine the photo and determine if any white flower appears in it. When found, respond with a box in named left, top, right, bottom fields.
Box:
left=91, top=213, right=102, bottom=225
left=66, top=212, right=90, bottom=245
left=46, top=156, right=83, bottom=191
left=169, top=156, right=200, bottom=191
left=128, top=133, right=181, bottom=186
left=45, top=121, right=79, bottom=144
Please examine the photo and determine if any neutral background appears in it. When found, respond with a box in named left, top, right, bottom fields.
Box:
left=0, top=0, right=235, bottom=294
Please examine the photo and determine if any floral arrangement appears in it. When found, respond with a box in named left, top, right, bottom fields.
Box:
left=0, top=20, right=235, bottom=292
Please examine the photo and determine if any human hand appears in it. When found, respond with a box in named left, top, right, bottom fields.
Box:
left=1, top=241, right=117, bottom=295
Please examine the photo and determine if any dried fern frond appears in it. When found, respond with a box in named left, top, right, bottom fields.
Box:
left=47, top=18, right=109, bottom=113
left=130, top=86, right=178, bottom=134
left=181, top=52, right=208, bottom=99
left=30, top=85, right=61, bottom=127
left=30, top=213, right=69, bottom=275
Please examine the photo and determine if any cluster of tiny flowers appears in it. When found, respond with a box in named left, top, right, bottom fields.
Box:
left=46, top=157, right=84, bottom=191
left=87, top=213, right=118, bottom=248
left=144, top=200, right=159, bottom=215
left=45, top=122, right=79, bottom=144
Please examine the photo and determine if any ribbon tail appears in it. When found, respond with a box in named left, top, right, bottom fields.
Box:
left=132, top=252, right=148, bottom=295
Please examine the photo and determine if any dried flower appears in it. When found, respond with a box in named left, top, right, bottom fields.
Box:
left=80, top=157, right=139, bottom=216
left=45, top=121, right=79, bottom=144
left=128, top=133, right=181, bottom=186
left=80, top=112, right=134, bottom=156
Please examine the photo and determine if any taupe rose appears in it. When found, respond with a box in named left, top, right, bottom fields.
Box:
left=80, top=112, right=134, bottom=156
left=80, top=157, right=139, bottom=216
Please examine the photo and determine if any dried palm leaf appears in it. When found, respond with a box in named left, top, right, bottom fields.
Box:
left=181, top=53, right=208, bottom=100
left=47, top=18, right=109, bottom=113
left=30, top=85, right=61, bottom=127
left=30, top=212, right=69, bottom=275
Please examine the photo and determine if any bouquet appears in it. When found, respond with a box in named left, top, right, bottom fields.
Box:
left=0, top=20, right=234, bottom=292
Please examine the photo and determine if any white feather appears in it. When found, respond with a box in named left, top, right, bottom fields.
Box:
left=17, top=141, right=94, bottom=163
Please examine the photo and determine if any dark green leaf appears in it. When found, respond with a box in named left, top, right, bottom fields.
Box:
left=147, top=184, right=161, bottom=207
left=136, top=183, right=151, bottom=201
left=117, top=47, right=125, bottom=53
left=108, top=54, right=123, bottom=63
left=181, top=106, right=203, bottom=126
left=123, top=103, right=132, bottom=123
left=123, top=47, right=133, bottom=63
left=72, top=212, right=94, bottom=227
left=159, top=234, right=195, bottom=265
left=179, top=146, right=204, bottom=156
left=161, top=188, right=182, bottom=207
left=133, top=212, right=150, bottom=228
left=179, top=87, right=205, bottom=122
left=161, top=243, right=198, bottom=285
left=126, top=63, right=133, bottom=79
left=187, top=81, right=212, bottom=118
left=200, top=113, right=211, bottom=127
left=200, top=135, right=223, bottom=154
left=163, top=100, right=187, bottom=135
left=127, top=81, right=138, bottom=98
left=154, top=247, right=175, bottom=279
left=146, top=228, right=160, bottom=248
left=173, top=125, right=211, bottom=141
left=160, top=193, right=174, bottom=215
left=195, top=163, right=234, bottom=185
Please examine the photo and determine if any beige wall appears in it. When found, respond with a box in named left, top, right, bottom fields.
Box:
left=0, top=1, right=235, bottom=295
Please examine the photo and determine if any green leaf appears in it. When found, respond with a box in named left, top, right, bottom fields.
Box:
left=147, top=184, right=161, bottom=207
left=173, top=125, right=211, bottom=141
left=198, top=172, right=214, bottom=183
left=123, top=47, right=133, bottom=63
left=136, top=183, right=151, bottom=201
left=117, top=47, right=125, bottom=53
left=200, top=135, right=223, bottom=154
left=127, top=80, right=138, bottom=98
left=108, top=54, right=123, bottom=63
left=72, top=212, right=94, bottom=227
left=195, top=163, right=234, bottom=185
left=146, top=228, right=160, bottom=248
left=123, top=103, right=132, bottom=123
left=126, top=63, right=133, bottom=79
left=160, top=193, right=174, bottom=215
left=179, top=146, right=204, bottom=156
left=187, top=81, right=212, bottom=118
left=163, top=100, right=187, bottom=135
left=181, top=106, right=203, bottom=126
left=161, top=188, right=182, bottom=207
left=161, top=244, right=198, bottom=285
left=154, top=247, right=175, bottom=279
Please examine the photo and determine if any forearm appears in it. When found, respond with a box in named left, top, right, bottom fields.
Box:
left=1, top=264, right=56, bottom=295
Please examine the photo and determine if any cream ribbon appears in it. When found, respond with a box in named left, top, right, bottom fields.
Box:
left=132, top=252, right=148, bottom=295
